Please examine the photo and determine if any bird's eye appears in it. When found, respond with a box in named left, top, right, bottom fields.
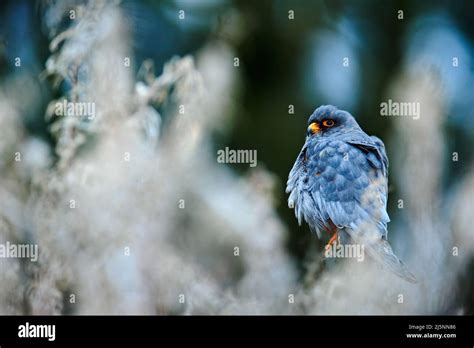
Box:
left=322, top=119, right=335, bottom=127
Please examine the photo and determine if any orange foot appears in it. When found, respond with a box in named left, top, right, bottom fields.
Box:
left=325, top=231, right=338, bottom=250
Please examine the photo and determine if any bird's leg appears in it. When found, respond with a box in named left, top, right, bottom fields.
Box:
left=328, top=232, right=338, bottom=245
left=324, top=224, right=339, bottom=250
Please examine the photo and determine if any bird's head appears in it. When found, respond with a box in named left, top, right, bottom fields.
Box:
left=306, top=105, right=361, bottom=139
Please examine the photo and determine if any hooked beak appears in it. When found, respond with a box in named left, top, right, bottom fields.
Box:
left=307, top=122, right=321, bottom=137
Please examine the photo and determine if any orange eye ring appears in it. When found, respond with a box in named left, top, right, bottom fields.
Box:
left=322, top=119, right=335, bottom=127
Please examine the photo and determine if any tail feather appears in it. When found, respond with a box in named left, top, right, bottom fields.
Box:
left=365, top=239, right=417, bottom=283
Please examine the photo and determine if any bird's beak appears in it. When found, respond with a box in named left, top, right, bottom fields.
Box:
left=307, top=122, right=321, bottom=137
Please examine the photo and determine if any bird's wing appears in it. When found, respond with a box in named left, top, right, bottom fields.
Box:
left=338, top=134, right=417, bottom=282
left=307, top=132, right=390, bottom=238
left=346, top=133, right=390, bottom=232
left=346, top=134, right=389, bottom=177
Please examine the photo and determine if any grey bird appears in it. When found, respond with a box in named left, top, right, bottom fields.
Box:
left=286, top=105, right=416, bottom=283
